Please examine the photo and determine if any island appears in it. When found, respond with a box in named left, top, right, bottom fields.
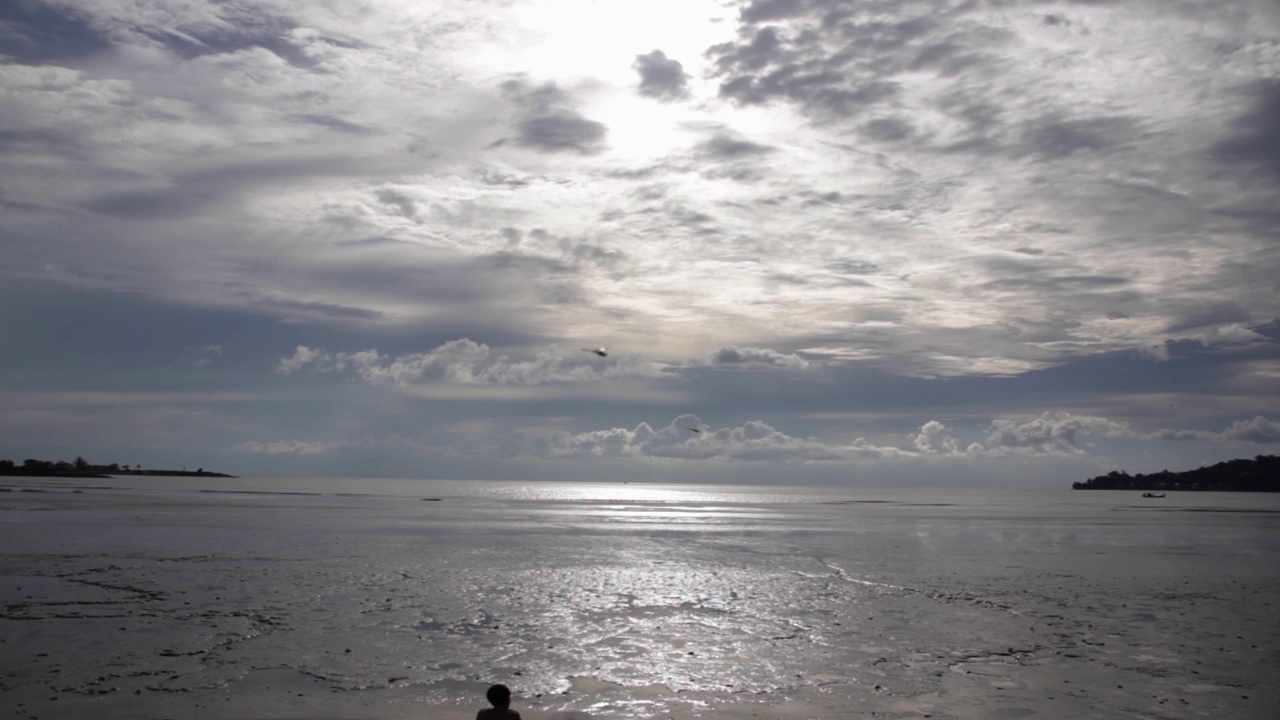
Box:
left=0, top=457, right=236, bottom=478
left=1073, top=455, right=1278, bottom=492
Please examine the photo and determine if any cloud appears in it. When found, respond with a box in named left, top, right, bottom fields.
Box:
left=501, top=78, right=607, bottom=154
left=1148, top=416, right=1280, bottom=445
left=709, top=10, right=962, bottom=120
left=1147, top=428, right=1214, bottom=443
left=1210, top=79, right=1280, bottom=183
left=911, top=420, right=961, bottom=454
left=233, top=440, right=335, bottom=455
left=704, top=345, right=809, bottom=369
left=231, top=435, right=455, bottom=457
left=1021, top=116, right=1137, bottom=159
left=183, top=344, right=224, bottom=368
left=695, top=133, right=774, bottom=159
left=277, top=340, right=665, bottom=386
left=633, top=50, right=690, bottom=100
left=1221, top=415, right=1280, bottom=444
left=526, top=416, right=1024, bottom=464
left=986, top=412, right=1131, bottom=454
left=278, top=346, right=332, bottom=375
left=2, top=0, right=1277, bottom=486
left=80, top=153, right=389, bottom=220
left=859, top=117, right=914, bottom=142
left=0, top=1, right=112, bottom=63
left=1163, top=302, right=1251, bottom=335
left=531, top=415, right=844, bottom=462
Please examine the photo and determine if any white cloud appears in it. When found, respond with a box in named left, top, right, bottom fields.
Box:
left=1221, top=415, right=1280, bottom=444
left=911, top=420, right=962, bottom=454
left=531, top=415, right=843, bottom=462
left=278, top=345, right=331, bottom=374
left=1146, top=428, right=1215, bottom=443
left=276, top=340, right=665, bottom=386
left=1152, top=415, right=1280, bottom=445
left=232, top=440, right=335, bottom=455
left=986, top=412, right=1132, bottom=454
left=704, top=345, right=809, bottom=369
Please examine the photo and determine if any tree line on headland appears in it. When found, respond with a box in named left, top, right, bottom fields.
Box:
left=1073, top=455, right=1278, bottom=491
left=0, top=457, right=235, bottom=478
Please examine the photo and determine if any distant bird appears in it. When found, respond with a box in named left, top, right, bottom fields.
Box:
left=684, top=426, right=702, bottom=433
left=581, top=347, right=608, bottom=357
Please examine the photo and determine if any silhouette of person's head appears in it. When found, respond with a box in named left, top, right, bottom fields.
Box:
left=486, top=683, right=512, bottom=709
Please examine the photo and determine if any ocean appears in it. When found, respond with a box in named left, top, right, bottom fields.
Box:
left=1, top=475, right=1277, bottom=719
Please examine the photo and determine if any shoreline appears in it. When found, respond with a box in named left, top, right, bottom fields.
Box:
left=0, top=469, right=237, bottom=479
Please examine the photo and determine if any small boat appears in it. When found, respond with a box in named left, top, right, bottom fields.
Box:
left=1142, top=492, right=1166, bottom=498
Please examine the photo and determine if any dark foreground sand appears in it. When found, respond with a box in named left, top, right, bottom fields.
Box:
left=2, top=480, right=1278, bottom=719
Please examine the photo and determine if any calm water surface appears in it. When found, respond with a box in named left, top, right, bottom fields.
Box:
left=2, top=475, right=1277, bottom=719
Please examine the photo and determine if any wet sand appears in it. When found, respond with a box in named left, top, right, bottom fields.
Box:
left=2, top=479, right=1277, bottom=719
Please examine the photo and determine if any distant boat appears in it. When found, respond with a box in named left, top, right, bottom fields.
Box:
left=1142, top=492, right=1166, bottom=498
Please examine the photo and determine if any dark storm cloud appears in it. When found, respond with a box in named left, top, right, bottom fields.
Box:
left=668, top=337, right=1279, bottom=433
left=135, top=2, right=317, bottom=69
left=859, top=117, right=914, bottom=142
left=565, top=241, right=627, bottom=271
left=517, top=112, right=607, bottom=153
left=633, top=50, right=690, bottom=101
left=0, top=274, right=550, bottom=390
left=977, top=255, right=1131, bottom=294
left=484, top=250, right=573, bottom=276
left=0, top=0, right=110, bottom=64
left=738, top=0, right=814, bottom=24
left=660, top=202, right=717, bottom=232
left=81, top=154, right=375, bottom=220
left=908, top=39, right=987, bottom=76
left=486, top=229, right=629, bottom=274
left=696, top=134, right=775, bottom=159
left=501, top=78, right=607, bottom=154
left=82, top=188, right=209, bottom=220
left=708, top=4, right=974, bottom=119
left=1163, top=302, right=1251, bottom=335
left=0, top=280, right=308, bottom=388
left=255, top=298, right=384, bottom=322
left=476, top=239, right=630, bottom=305
left=375, top=189, right=417, bottom=218
left=1210, top=79, right=1280, bottom=183
left=0, top=127, right=87, bottom=160
left=824, top=259, right=880, bottom=276
left=289, top=114, right=374, bottom=135
left=265, top=250, right=547, bottom=310
left=1021, top=116, right=1137, bottom=159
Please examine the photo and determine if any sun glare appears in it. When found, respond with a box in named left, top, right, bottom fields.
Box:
left=508, top=0, right=732, bottom=85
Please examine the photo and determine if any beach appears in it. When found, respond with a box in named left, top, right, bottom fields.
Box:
left=2, top=476, right=1277, bottom=719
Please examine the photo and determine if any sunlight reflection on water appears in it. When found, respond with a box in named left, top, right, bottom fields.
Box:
left=3, top=475, right=1278, bottom=720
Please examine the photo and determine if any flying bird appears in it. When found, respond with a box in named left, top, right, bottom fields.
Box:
left=684, top=427, right=702, bottom=433
left=582, top=347, right=608, bottom=357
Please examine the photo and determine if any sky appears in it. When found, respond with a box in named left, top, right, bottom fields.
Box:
left=1, top=0, right=1278, bottom=487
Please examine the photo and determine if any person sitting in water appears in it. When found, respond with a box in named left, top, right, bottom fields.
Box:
left=477, top=683, right=521, bottom=719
